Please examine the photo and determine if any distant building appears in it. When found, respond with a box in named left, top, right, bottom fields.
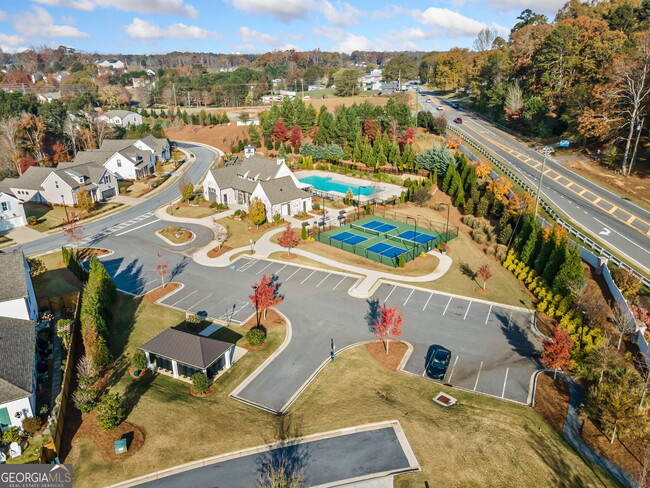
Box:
left=96, top=110, right=143, bottom=127
left=95, top=59, right=125, bottom=70
left=36, top=92, right=62, bottom=103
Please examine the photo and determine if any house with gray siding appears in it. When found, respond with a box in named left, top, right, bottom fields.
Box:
left=0, top=191, right=27, bottom=230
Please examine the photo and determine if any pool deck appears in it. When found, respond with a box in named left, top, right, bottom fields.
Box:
left=295, top=169, right=404, bottom=203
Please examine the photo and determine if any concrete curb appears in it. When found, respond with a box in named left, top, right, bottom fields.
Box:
left=155, top=228, right=197, bottom=247
left=151, top=282, right=185, bottom=305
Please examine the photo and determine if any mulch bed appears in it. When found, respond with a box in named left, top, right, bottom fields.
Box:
left=474, top=287, right=492, bottom=295
left=77, top=248, right=111, bottom=260
left=532, top=372, right=570, bottom=433
left=73, top=410, right=145, bottom=462
left=241, top=308, right=286, bottom=330
left=207, top=245, right=233, bottom=258
left=141, top=282, right=182, bottom=303
left=128, top=367, right=155, bottom=379
left=281, top=253, right=298, bottom=260
left=189, top=384, right=216, bottom=397
left=242, top=341, right=267, bottom=351
left=365, top=341, right=408, bottom=371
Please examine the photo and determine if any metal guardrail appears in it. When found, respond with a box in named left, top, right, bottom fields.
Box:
left=447, top=124, right=650, bottom=288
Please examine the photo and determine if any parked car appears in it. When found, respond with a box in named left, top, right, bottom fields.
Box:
left=451, top=102, right=459, bottom=108
left=436, top=105, right=444, bottom=110
left=454, top=117, right=463, bottom=124
left=426, top=348, right=451, bottom=380
left=426, top=98, right=432, bottom=103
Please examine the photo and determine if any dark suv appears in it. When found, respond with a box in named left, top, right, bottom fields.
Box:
left=426, top=348, right=451, bottom=380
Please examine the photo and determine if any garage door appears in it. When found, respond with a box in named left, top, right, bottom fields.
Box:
left=102, top=188, right=117, bottom=200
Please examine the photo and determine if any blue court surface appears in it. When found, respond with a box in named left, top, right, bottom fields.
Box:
left=362, top=220, right=397, bottom=233
left=366, top=242, right=407, bottom=258
left=397, top=230, right=437, bottom=244
left=330, top=231, right=368, bottom=245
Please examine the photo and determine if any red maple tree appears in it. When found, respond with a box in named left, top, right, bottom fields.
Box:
left=249, top=275, right=283, bottom=321
left=62, top=218, right=85, bottom=258
left=373, top=306, right=404, bottom=354
left=400, top=128, right=415, bottom=146
left=476, top=263, right=494, bottom=290
left=272, top=120, right=289, bottom=142
left=542, top=326, right=574, bottom=379
left=51, top=141, right=70, bottom=165
left=155, top=253, right=170, bottom=288
left=362, top=118, right=378, bottom=141
left=277, top=224, right=300, bottom=256
left=289, top=125, right=302, bottom=148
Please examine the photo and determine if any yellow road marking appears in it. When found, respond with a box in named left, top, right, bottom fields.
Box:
left=578, top=189, right=586, bottom=195
left=593, top=197, right=602, bottom=204
left=608, top=206, right=617, bottom=214
left=627, top=216, right=636, bottom=224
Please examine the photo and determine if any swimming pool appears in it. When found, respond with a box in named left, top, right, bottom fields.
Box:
left=298, top=175, right=378, bottom=196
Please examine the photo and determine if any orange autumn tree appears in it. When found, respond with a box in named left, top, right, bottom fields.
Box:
left=373, top=306, right=404, bottom=354
left=487, top=177, right=512, bottom=200
left=277, top=224, right=300, bottom=256
left=446, top=136, right=461, bottom=149
left=475, top=161, right=491, bottom=179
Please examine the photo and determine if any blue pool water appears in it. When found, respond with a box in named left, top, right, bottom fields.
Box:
left=298, top=175, right=379, bottom=196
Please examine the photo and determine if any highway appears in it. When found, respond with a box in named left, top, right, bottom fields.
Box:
left=418, top=92, right=650, bottom=277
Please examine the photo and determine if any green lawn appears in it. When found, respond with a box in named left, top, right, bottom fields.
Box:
left=6, top=436, right=48, bottom=464
left=23, top=202, right=122, bottom=232
left=31, top=251, right=83, bottom=299
left=156, top=227, right=193, bottom=245
left=166, top=205, right=219, bottom=219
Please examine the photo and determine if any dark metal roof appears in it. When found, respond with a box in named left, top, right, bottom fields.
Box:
left=0, top=317, right=35, bottom=404
left=0, top=251, right=29, bottom=302
left=139, top=328, right=233, bottom=370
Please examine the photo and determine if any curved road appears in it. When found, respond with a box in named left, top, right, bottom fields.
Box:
left=419, top=92, right=650, bottom=277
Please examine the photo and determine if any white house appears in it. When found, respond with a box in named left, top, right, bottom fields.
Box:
left=102, top=146, right=155, bottom=180
left=96, top=110, right=142, bottom=127
left=99, top=135, right=171, bottom=162
left=2, top=166, right=52, bottom=204
left=203, top=153, right=312, bottom=219
left=95, top=59, right=125, bottom=70
left=36, top=92, right=62, bottom=103
left=0, top=252, right=38, bottom=432
left=0, top=191, right=27, bottom=231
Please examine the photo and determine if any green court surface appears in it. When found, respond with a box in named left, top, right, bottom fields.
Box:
left=315, top=216, right=453, bottom=267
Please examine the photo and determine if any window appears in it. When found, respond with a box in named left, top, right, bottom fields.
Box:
left=54, top=181, right=59, bottom=189
left=0, top=407, right=10, bottom=430
left=1, top=202, right=8, bottom=211
left=117, top=160, right=122, bottom=167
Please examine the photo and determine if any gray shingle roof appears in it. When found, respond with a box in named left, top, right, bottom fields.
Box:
left=102, top=110, right=134, bottom=119
left=260, top=176, right=311, bottom=206
left=209, top=156, right=285, bottom=194
left=57, top=161, right=108, bottom=186
left=0, top=251, right=30, bottom=303
left=98, top=139, right=137, bottom=153
left=4, top=166, right=53, bottom=191
left=73, top=150, right=114, bottom=166
left=139, top=134, right=166, bottom=153
left=139, top=328, right=232, bottom=369
left=0, top=317, right=35, bottom=404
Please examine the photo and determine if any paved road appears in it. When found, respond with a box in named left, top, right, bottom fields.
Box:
left=133, top=425, right=417, bottom=488
left=419, top=93, right=650, bottom=276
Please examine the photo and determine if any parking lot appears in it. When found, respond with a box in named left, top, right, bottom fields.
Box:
left=371, top=283, right=541, bottom=404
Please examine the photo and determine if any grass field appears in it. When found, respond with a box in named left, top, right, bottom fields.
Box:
left=166, top=204, right=219, bottom=219
left=156, top=227, right=193, bottom=244
left=23, top=202, right=122, bottom=232
left=32, top=251, right=83, bottom=299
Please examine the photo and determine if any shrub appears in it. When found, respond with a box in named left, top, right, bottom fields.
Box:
left=485, top=246, right=496, bottom=256
left=273, top=213, right=283, bottom=223
left=2, top=426, right=22, bottom=443
left=398, top=254, right=405, bottom=267
left=191, top=372, right=210, bottom=394
left=27, top=215, right=38, bottom=225
left=132, top=351, right=148, bottom=372
left=461, top=215, right=475, bottom=227
left=234, top=209, right=242, bottom=217
left=471, top=230, right=486, bottom=244
left=185, top=313, right=201, bottom=331
left=73, top=388, right=96, bottom=413
left=22, top=417, right=42, bottom=436
left=301, top=223, right=308, bottom=240
left=312, top=202, right=321, bottom=210
left=96, top=393, right=125, bottom=431
left=246, top=327, right=266, bottom=346
left=537, top=301, right=548, bottom=313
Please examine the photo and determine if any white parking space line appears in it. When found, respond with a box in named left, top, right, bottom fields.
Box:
left=332, top=276, right=347, bottom=291
left=300, top=270, right=316, bottom=284
left=422, top=293, right=433, bottom=311
left=237, top=259, right=258, bottom=272
left=188, top=293, right=213, bottom=311
left=501, top=368, right=509, bottom=398
left=385, top=285, right=397, bottom=303
left=171, top=289, right=197, bottom=307
left=316, top=273, right=331, bottom=287
left=447, top=356, right=459, bottom=383
left=473, top=362, right=483, bottom=391
left=403, top=289, right=414, bottom=306
left=115, top=218, right=160, bottom=236
left=442, top=297, right=452, bottom=316
left=285, top=268, right=300, bottom=281
left=463, top=301, right=472, bottom=320
left=256, top=262, right=274, bottom=275
left=275, top=264, right=287, bottom=275
left=143, top=279, right=158, bottom=288
left=485, top=304, right=492, bottom=324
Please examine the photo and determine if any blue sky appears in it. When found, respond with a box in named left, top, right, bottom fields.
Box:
left=0, top=0, right=565, bottom=55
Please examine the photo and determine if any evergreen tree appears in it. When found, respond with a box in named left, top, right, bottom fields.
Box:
left=498, top=223, right=513, bottom=245
left=441, top=163, right=456, bottom=193
left=454, top=191, right=466, bottom=207
left=476, top=197, right=489, bottom=217
left=464, top=198, right=475, bottom=215
left=552, top=244, right=585, bottom=295
left=543, top=238, right=568, bottom=284
left=520, top=226, right=541, bottom=266
left=535, top=235, right=555, bottom=275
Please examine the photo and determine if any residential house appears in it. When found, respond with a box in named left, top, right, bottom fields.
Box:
left=96, top=110, right=143, bottom=127
left=95, top=59, right=125, bottom=70
left=0, top=191, right=27, bottom=231
left=2, top=166, right=52, bottom=204
left=202, top=153, right=312, bottom=218
left=0, top=251, right=39, bottom=432
left=100, top=134, right=170, bottom=162
left=139, top=328, right=234, bottom=383
left=36, top=92, right=62, bottom=103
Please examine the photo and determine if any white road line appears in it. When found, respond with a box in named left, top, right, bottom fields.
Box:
left=316, top=273, right=331, bottom=287
left=403, top=289, right=414, bottom=306
left=237, top=259, right=258, bottom=272
left=332, top=276, right=346, bottom=291
left=473, top=362, right=483, bottom=391
left=171, top=289, right=197, bottom=307
left=593, top=216, right=650, bottom=255
left=188, top=293, right=213, bottom=311
left=300, top=270, right=316, bottom=284
left=285, top=268, right=300, bottom=281
left=115, top=218, right=160, bottom=236
left=447, top=356, right=459, bottom=383
left=256, top=262, right=273, bottom=275
left=484, top=304, right=493, bottom=324
left=143, top=279, right=158, bottom=287
left=463, top=301, right=472, bottom=320
left=442, top=297, right=452, bottom=316
left=275, top=264, right=287, bottom=275
left=422, top=293, right=433, bottom=311
left=385, top=285, right=397, bottom=303
left=501, top=368, right=509, bottom=398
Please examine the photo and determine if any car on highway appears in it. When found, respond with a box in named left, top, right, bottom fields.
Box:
left=451, top=102, right=459, bottom=108
left=436, top=105, right=444, bottom=110
left=426, top=347, right=451, bottom=380
left=454, top=117, right=463, bottom=124
left=426, top=98, right=432, bottom=103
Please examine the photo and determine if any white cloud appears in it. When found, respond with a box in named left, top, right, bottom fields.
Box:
left=481, top=0, right=565, bottom=14
left=238, top=26, right=281, bottom=46
left=412, top=7, right=507, bottom=37
left=337, top=34, right=373, bottom=53
left=13, top=6, right=90, bottom=38
left=319, top=1, right=362, bottom=26
left=311, top=26, right=347, bottom=41
left=381, top=27, right=433, bottom=50
left=124, top=18, right=220, bottom=39
left=33, top=0, right=199, bottom=17
left=224, top=0, right=314, bottom=22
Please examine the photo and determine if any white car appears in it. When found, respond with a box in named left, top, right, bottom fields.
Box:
left=436, top=105, right=444, bottom=110
left=426, top=98, right=432, bottom=103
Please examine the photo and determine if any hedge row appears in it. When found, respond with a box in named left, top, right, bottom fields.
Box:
left=61, top=247, right=89, bottom=281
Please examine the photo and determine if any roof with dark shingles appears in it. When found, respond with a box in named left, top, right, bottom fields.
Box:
left=3, top=166, right=53, bottom=191
left=139, top=328, right=233, bottom=369
left=0, top=317, right=35, bottom=404
left=209, top=156, right=294, bottom=196
left=0, top=251, right=29, bottom=302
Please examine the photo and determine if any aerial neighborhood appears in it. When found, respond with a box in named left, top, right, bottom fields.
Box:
left=0, top=2, right=649, bottom=487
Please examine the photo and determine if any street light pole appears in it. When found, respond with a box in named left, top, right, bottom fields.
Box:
left=439, top=203, right=450, bottom=243
left=253, top=285, right=260, bottom=328
left=407, top=216, right=417, bottom=259
left=357, top=186, right=368, bottom=217
left=534, top=146, right=554, bottom=216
